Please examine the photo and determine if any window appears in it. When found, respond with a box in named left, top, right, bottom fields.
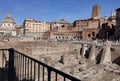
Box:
left=92, top=32, right=95, bottom=36
left=8, top=24, right=10, bottom=26
left=88, top=34, right=91, bottom=37
left=96, top=34, right=99, bottom=38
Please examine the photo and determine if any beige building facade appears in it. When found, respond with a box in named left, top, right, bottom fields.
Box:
left=23, top=18, right=50, bottom=38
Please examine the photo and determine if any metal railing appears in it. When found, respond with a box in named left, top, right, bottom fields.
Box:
left=0, top=48, right=81, bottom=81
left=0, top=49, right=9, bottom=81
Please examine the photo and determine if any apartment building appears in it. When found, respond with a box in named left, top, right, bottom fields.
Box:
left=23, top=18, right=50, bottom=38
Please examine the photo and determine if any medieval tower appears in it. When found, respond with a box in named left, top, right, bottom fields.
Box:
left=91, top=4, right=101, bottom=19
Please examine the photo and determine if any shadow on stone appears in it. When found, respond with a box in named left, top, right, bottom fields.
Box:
left=85, top=46, right=91, bottom=59
left=0, top=66, right=18, bottom=81
left=113, top=56, right=120, bottom=65
left=96, top=49, right=103, bottom=64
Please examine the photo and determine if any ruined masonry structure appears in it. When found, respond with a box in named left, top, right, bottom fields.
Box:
left=100, top=41, right=112, bottom=64
left=88, top=45, right=96, bottom=62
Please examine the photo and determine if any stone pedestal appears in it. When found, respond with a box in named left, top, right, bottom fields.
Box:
left=77, top=47, right=81, bottom=59
left=88, top=45, right=96, bottom=62
left=81, top=44, right=87, bottom=57
left=100, top=41, right=112, bottom=64
left=62, top=45, right=69, bottom=64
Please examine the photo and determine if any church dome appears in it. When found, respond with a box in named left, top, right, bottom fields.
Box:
left=3, top=12, right=15, bottom=23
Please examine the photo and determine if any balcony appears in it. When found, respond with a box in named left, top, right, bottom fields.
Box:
left=0, top=48, right=81, bottom=81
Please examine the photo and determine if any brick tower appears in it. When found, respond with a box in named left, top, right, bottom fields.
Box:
left=91, top=4, right=101, bottom=19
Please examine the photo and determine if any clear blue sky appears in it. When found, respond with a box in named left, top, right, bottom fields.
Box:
left=0, top=0, right=120, bottom=25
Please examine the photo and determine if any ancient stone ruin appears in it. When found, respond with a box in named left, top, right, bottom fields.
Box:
left=0, top=40, right=120, bottom=81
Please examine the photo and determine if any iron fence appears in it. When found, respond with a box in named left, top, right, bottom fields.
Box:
left=0, top=48, right=81, bottom=81
left=0, top=49, right=9, bottom=81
